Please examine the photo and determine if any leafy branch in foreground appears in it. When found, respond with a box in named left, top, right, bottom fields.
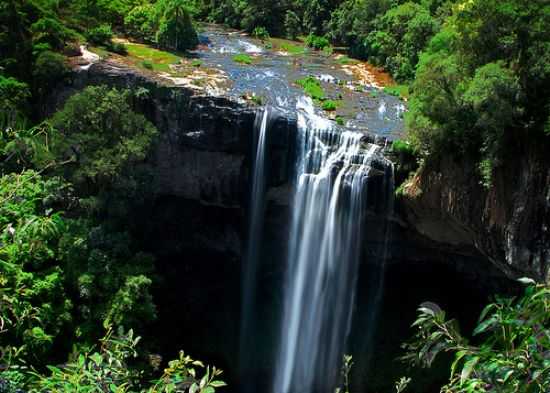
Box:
left=401, top=280, right=550, bottom=392
left=6, top=327, right=226, bottom=393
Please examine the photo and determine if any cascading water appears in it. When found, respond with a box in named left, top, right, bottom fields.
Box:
left=240, top=108, right=270, bottom=390
left=273, top=97, right=393, bottom=393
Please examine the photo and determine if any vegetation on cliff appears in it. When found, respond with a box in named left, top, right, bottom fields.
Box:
left=0, top=84, right=227, bottom=391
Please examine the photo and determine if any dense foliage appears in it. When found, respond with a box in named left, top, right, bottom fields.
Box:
left=406, top=0, right=550, bottom=186
left=402, top=282, right=550, bottom=392
left=0, top=85, right=212, bottom=390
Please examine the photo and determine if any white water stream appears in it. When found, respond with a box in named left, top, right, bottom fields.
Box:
left=273, top=97, right=389, bottom=393
left=240, top=109, right=270, bottom=389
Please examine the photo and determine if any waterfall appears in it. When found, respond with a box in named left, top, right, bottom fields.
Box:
left=273, top=97, right=393, bottom=393
left=240, top=108, right=270, bottom=390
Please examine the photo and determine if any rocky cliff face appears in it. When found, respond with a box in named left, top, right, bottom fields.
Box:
left=399, top=140, right=550, bottom=283
left=50, top=59, right=546, bottom=285
left=51, top=61, right=294, bottom=209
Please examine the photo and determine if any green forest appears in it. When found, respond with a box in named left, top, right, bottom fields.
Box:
left=1, top=0, right=549, bottom=392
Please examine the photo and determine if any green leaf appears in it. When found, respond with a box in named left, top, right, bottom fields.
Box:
left=460, top=356, right=479, bottom=385
left=473, top=316, right=497, bottom=336
left=451, top=351, right=468, bottom=378
left=210, top=381, right=227, bottom=388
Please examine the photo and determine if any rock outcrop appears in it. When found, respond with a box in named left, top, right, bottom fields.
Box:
left=399, top=140, right=550, bottom=283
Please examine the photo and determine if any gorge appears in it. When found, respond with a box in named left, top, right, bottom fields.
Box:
left=42, top=25, right=547, bottom=392
left=2, top=1, right=548, bottom=390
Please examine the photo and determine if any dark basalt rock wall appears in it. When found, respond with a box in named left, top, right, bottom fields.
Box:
left=49, top=60, right=543, bottom=286
left=398, top=138, right=550, bottom=283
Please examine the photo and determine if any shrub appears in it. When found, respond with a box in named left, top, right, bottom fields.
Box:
left=86, top=24, right=113, bottom=46
left=391, top=139, right=415, bottom=156
left=305, top=34, right=330, bottom=50
left=252, top=26, right=270, bottom=40
left=26, top=328, right=227, bottom=392
left=296, top=76, right=325, bottom=100
left=233, top=54, right=253, bottom=65
left=0, top=172, right=73, bottom=361
left=108, top=41, right=128, bottom=55
left=322, top=100, right=338, bottom=111
left=142, top=60, right=153, bottom=69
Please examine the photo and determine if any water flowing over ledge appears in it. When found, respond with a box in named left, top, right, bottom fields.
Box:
left=269, top=97, right=394, bottom=393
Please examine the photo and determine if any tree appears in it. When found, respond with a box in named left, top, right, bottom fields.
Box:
left=0, top=76, right=30, bottom=123
left=366, top=2, right=439, bottom=81
left=406, top=0, right=550, bottom=186
left=155, top=0, right=198, bottom=51
left=50, top=86, right=157, bottom=193
left=285, top=10, right=301, bottom=39
left=125, top=4, right=157, bottom=43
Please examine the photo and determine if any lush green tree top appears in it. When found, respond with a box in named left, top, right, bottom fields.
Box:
left=406, top=0, right=549, bottom=186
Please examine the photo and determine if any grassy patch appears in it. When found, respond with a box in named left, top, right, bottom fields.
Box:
left=322, top=100, right=338, bottom=111
left=296, top=76, right=342, bottom=111
left=89, top=46, right=110, bottom=59
left=337, top=56, right=358, bottom=65
left=383, top=84, right=409, bottom=100
left=281, top=42, right=307, bottom=55
left=268, top=38, right=307, bottom=55
left=335, top=116, right=345, bottom=126
left=296, top=76, right=325, bottom=100
left=191, top=59, right=203, bottom=67
left=124, top=42, right=181, bottom=73
left=233, top=54, right=253, bottom=65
